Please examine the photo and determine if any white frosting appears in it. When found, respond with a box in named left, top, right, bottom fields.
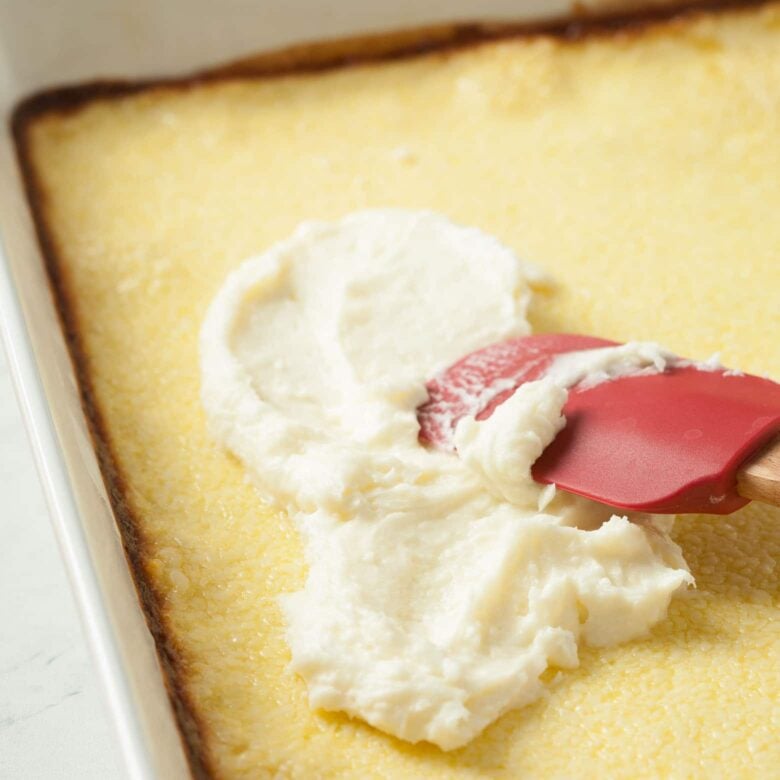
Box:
left=200, top=210, right=692, bottom=750
left=546, top=341, right=672, bottom=389
left=454, top=378, right=567, bottom=507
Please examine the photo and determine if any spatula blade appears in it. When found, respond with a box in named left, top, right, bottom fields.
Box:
left=418, top=334, right=780, bottom=515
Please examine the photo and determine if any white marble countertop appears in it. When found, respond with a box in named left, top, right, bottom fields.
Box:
left=0, top=348, right=125, bottom=778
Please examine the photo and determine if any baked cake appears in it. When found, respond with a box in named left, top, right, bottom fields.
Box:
left=14, top=2, right=780, bottom=776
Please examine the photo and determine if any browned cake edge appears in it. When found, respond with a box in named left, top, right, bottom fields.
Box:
left=8, top=1, right=767, bottom=776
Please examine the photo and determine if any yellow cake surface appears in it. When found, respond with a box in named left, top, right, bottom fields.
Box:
left=20, top=4, right=780, bottom=777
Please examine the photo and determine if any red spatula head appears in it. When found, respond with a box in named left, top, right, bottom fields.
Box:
left=418, top=334, right=780, bottom=515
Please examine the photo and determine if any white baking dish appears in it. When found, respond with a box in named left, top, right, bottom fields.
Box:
left=0, top=1, right=674, bottom=777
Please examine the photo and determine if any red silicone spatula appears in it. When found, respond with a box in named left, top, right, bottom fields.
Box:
left=417, top=334, right=780, bottom=515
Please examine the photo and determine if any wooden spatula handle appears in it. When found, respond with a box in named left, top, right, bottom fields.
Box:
left=737, top=434, right=780, bottom=507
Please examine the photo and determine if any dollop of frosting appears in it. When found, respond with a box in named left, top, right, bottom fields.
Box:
left=200, top=210, right=692, bottom=750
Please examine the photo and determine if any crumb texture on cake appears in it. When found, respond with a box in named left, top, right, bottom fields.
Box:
left=19, top=2, right=780, bottom=777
